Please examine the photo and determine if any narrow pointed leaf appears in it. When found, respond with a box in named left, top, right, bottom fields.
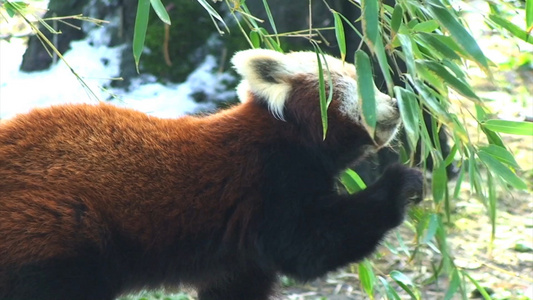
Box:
left=394, top=87, right=419, bottom=148
left=444, top=269, right=461, bottom=300
left=432, top=163, right=447, bottom=203
left=262, top=0, right=279, bottom=44
left=421, top=61, right=479, bottom=100
left=358, top=260, right=375, bottom=298
left=378, top=276, right=401, bottom=300
left=489, top=14, right=532, bottom=44
left=340, top=169, right=367, bottom=194
left=397, top=34, right=416, bottom=78
left=413, top=20, right=439, bottom=33
left=133, top=0, right=151, bottom=73
left=355, top=50, right=377, bottom=136
left=478, top=151, right=527, bottom=190
left=426, top=0, right=489, bottom=71
left=333, top=12, right=347, bottom=62
left=478, top=145, right=519, bottom=168
left=417, top=33, right=461, bottom=60
left=150, top=0, right=171, bottom=25
left=391, top=4, right=403, bottom=36
left=362, top=0, right=379, bottom=47
left=390, top=271, right=419, bottom=299
left=483, top=119, right=533, bottom=136
left=527, top=0, right=533, bottom=28
left=423, top=214, right=440, bottom=243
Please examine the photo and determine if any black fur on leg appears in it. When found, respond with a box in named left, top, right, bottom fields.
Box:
left=197, top=265, right=276, bottom=300
left=258, top=164, right=423, bottom=281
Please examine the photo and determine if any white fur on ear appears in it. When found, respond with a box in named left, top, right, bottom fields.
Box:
left=231, top=49, right=292, bottom=120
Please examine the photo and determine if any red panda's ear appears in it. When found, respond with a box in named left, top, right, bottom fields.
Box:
left=231, top=49, right=292, bottom=120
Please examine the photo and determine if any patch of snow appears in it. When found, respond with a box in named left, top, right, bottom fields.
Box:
left=0, top=28, right=233, bottom=120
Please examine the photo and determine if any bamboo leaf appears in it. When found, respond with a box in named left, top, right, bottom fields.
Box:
left=462, top=272, right=492, bottom=300
left=362, top=0, right=379, bottom=47
left=478, top=145, right=519, bottom=168
left=426, top=0, right=489, bottom=71
left=262, top=0, right=279, bottom=45
left=358, top=260, right=375, bottom=298
left=3, top=1, right=28, bottom=17
left=391, top=4, right=403, bottom=36
left=196, top=0, right=229, bottom=32
left=390, top=271, right=419, bottom=299
left=340, top=169, right=367, bottom=194
left=150, top=0, right=171, bottom=25
left=413, top=20, right=439, bottom=33
left=374, top=35, right=394, bottom=93
left=489, top=14, right=533, bottom=44
left=432, top=163, right=447, bottom=203
left=444, top=269, right=461, bottom=300
left=355, top=50, right=377, bottom=136
left=133, top=0, right=151, bottom=73
left=421, top=60, right=479, bottom=100
left=478, top=151, right=527, bottom=190
left=417, top=33, right=462, bottom=60
left=483, top=119, right=533, bottom=136
left=397, top=34, right=416, bottom=78
left=311, top=44, right=333, bottom=140
left=423, top=214, right=439, bottom=244
left=249, top=30, right=260, bottom=48
left=526, top=0, right=533, bottom=28
left=378, top=276, right=401, bottom=300
left=394, top=87, right=420, bottom=148
left=333, top=12, right=347, bottom=62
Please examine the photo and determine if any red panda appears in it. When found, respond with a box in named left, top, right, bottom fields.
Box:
left=0, top=49, right=422, bottom=300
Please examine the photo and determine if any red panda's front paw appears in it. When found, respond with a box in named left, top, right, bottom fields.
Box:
left=381, top=164, right=424, bottom=205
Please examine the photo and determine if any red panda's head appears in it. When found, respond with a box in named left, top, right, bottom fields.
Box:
left=231, top=49, right=400, bottom=148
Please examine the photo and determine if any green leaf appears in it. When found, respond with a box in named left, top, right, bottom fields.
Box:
left=489, top=14, right=532, bottom=44
left=3, top=1, right=28, bottom=17
left=391, top=4, right=403, bottom=36
left=397, top=34, right=416, bottom=78
left=333, top=12, right=346, bottom=62
left=416, top=33, right=461, bottom=61
left=340, top=169, right=367, bottom=194
left=483, top=120, right=533, bottom=136
left=355, top=50, right=377, bottom=136
left=414, top=80, right=452, bottom=123
left=262, top=0, right=279, bottom=45
left=421, top=61, right=479, bottom=100
left=462, top=272, right=492, bottom=300
left=394, top=87, right=420, bottom=148
left=362, top=0, right=379, bottom=47
left=311, top=43, right=333, bottom=140
left=133, top=0, right=151, bottom=73
left=249, top=30, right=260, bottom=48
left=150, top=0, right=171, bottom=25
left=358, top=260, right=375, bottom=298
left=390, top=271, right=419, bottom=299
left=478, top=145, right=519, bottom=168
left=444, top=269, right=461, bottom=300
left=412, top=20, right=439, bottom=33
left=374, top=34, right=394, bottom=93
left=426, top=0, right=489, bottom=71
left=196, top=0, right=229, bottom=32
left=432, top=163, right=447, bottom=203
left=478, top=151, right=527, bottom=190
left=378, top=276, right=401, bottom=300
left=526, top=0, right=533, bottom=28
left=423, top=214, right=439, bottom=244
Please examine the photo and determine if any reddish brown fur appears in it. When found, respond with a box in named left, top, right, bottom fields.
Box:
left=0, top=52, right=422, bottom=300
